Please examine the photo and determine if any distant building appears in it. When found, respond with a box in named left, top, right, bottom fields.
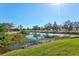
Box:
left=9, top=27, right=19, bottom=32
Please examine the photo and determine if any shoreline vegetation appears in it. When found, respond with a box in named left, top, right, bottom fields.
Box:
left=2, top=37, right=79, bottom=56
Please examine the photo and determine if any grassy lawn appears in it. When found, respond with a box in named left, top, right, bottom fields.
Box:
left=2, top=37, right=79, bottom=56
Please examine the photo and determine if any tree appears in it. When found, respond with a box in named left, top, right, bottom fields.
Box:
left=53, top=22, right=59, bottom=31
left=63, top=20, right=73, bottom=32
left=18, top=25, right=23, bottom=30
left=73, top=22, right=79, bottom=31
left=0, top=24, right=5, bottom=32
left=40, top=27, right=44, bottom=30
left=27, top=27, right=30, bottom=30
left=0, top=23, right=13, bottom=32
left=32, top=25, right=40, bottom=30
left=44, top=22, right=53, bottom=30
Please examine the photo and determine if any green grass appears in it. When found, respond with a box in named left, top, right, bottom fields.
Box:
left=2, top=37, right=79, bottom=56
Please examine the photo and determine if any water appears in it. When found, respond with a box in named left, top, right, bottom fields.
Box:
left=26, top=32, right=50, bottom=43
left=26, top=34, right=36, bottom=40
left=26, top=32, right=79, bottom=43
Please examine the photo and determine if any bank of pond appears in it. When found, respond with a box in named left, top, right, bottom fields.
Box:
left=0, top=32, right=79, bottom=55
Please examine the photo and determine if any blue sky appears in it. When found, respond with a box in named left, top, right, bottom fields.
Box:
left=0, top=3, right=79, bottom=28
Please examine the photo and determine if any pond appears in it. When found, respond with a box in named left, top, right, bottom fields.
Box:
left=26, top=32, right=49, bottom=43
left=26, top=32, right=79, bottom=43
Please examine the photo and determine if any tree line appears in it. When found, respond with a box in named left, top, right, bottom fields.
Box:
left=0, top=20, right=79, bottom=33
left=30, top=20, right=79, bottom=32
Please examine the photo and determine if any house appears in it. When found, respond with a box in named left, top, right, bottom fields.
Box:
left=9, top=27, right=19, bottom=32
